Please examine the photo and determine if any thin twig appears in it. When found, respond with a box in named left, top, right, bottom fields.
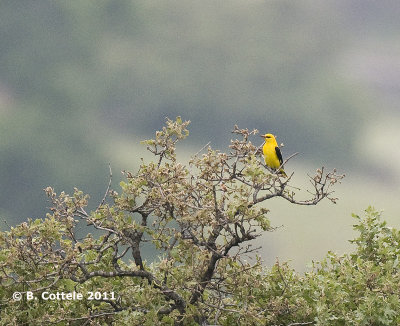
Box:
left=97, top=163, right=113, bottom=211
left=193, top=141, right=211, bottom=157
left=279, top=151, right=299, bottom=170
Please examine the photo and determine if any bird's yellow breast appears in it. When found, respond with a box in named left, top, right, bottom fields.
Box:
left=262, top=142, right=281, bottom=169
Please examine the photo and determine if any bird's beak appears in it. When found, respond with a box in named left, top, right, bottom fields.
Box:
left=259, top=134, right=265, bottom=138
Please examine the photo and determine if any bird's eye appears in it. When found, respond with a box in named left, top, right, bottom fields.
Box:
left=266, top=135, right=271, bottom=138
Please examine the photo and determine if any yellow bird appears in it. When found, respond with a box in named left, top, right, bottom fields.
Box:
left=260, top=133, right=287, bottom=177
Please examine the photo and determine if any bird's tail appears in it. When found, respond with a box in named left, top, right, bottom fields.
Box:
left=278, top=168, right=288, bottom=178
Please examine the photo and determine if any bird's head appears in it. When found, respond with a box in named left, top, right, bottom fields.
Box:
left=260, top=133, right=277, bottom=144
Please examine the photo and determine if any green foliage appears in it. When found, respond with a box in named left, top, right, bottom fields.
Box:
left=3, top=118, right=396, bottom=326
left=301, top=207, right=400, bottom=325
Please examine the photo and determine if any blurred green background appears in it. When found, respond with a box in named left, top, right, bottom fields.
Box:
left=1, top=0, right=400, bottom=270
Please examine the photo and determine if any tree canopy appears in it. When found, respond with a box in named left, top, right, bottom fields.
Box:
left=3, top=118, right=398, bottom=325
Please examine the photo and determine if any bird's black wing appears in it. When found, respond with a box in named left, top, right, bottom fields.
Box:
left=275, top=146, right=283, bottom=165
